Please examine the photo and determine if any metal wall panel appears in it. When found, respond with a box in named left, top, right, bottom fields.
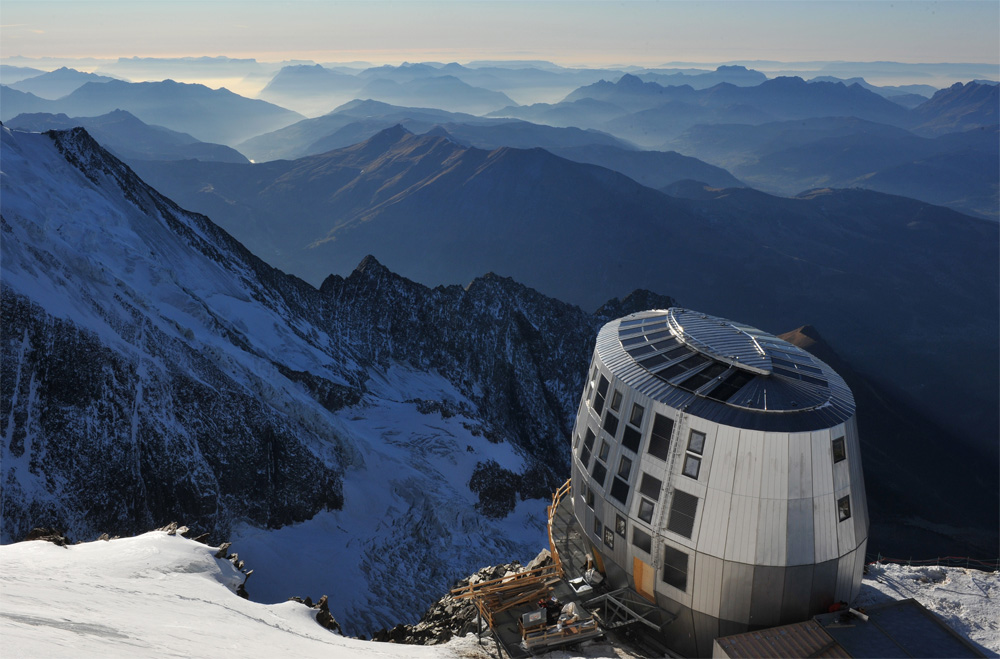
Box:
left=813, top=493, right=839, bottom=563
left=779, top=564, right=814, bottom=624
left=809, top=558, right=839, bottom=615
left=691, top=608, right=721, bottom=659
left=708, top=424, right=739, bottom=493
left=760, top=432, right=789, bottom=500
left=835, top=549, right=857, bottom=603
left=810, top=429, right=835, bottom=496
left=755, top=497, right=788, bottom=566
left=719, top=560, right=755, bottom=624
left=786, top=497, right=815, bottom=566
left=787, top=432, right=813, bottom=500
left=836, top=489, right=856, bottom=556
left=851, top=539, right=868, bottom=601
left=698, top=487, right=732, bottom=559
left=725, top=495, right=760, bottom=564
left=692, top=551, right=725, bottom=616
left=732, top=430, right=765, bottom=498
left=749, top=565, right=786, bottom=628
left=689, top=419, right=717, bottom=476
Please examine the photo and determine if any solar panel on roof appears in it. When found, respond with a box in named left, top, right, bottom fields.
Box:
left=678, top=362, right=730, bottom=391
left=639, top=354, right=669, bottom=369
left=619, top=318, right=646, bottom=327
left=621, top=335, right=647, bottom=347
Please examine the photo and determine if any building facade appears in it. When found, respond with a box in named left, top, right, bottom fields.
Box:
left=571, top=308, right=869, bottom=657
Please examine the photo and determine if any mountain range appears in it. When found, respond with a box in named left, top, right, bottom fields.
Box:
left=7, top=66, right=118, bottom=99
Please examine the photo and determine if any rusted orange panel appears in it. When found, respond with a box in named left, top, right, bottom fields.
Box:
left=633, top=556, right=656, bottom=602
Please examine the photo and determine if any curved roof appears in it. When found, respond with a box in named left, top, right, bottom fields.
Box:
left=600, top=308, right=855, bottom=432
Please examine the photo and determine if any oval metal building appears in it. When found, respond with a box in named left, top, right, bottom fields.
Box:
left=570, top=308, right=869, bottom=657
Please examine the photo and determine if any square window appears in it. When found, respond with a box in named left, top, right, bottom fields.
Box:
left=604, top=527, right=615, bottom=549
left=662, top=546, right=689, bottom=591
left=629, top=403, right=645, bottom=427
left=632, top=527, right=652, bottom=553
left=617, top=455, right=632, bottom=480
left=682, top=454, right=701, bottom=479
left=687, top=430, right=706, bottom=455
left=639, top=473, right=662, bottom=500
left=832, top=437, right=847, bottom=463
left=599, top=439, right=610, bottom=462
left=610, top=389, right=623, bottom=412
left=610, top=477, right=630, bottom=504
left=838, top=495, right=851, bottom=521
left=622, top=426, right=641, bottom=453
left=615, top=514, right=626, bottom=538
left=666, top=490, right=698, bottom=539
left=647, top=413, right=674, bottom=461
left=638, top=498, right=655, bottom=523
left=603, top=412, right=620, bottom=437
left=591, top=461, right=608, bottom=489
left=594, top=516, right=603, bottom=538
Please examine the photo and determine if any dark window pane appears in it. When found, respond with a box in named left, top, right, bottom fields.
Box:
left=604, top=527, right=615, bottom=548
left=586, top=488, right=595, bottom=508
left=610, top=477, right=630, bottom=504
left=597, top=375, right=609, bottom=396
left=667, top=490, right=699, bottom=538
left=647, top=413, right=674, bottom=461
left=632, top=527, right=652, bottom=553
left=579, top=445, right=592, bottom=468
left=617, top=455, right=632, bottom=480
left=638, top=498, right=655, bottom=523
left=662, top=546, right=689, bottom=591
left=598, top=439, right=610, bottom=462
left=629, top=403, right=645, bottom=427
left=688, top=430, right=706, bottom=455
left=602, top=412, right=620, bottom=437
left=838, top=495, right=851, bottom=521
left=610, top=389, right=623, bottom=412
left=622, top=426, right=641, bottom=453
left=682, top=455, right=701, bottom=480
left=594, top=516, right=603, bottom=538
left=591, top=461, right=608, bottom=489
left=584, top=428, right=596, bottom=451
left=639, top=473, right=662, bottom=500
left=832, top=437, right=847, bottom=463
left=615, top=514, right=627, bottom=538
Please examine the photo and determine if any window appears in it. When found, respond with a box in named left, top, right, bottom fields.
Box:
left=629, top=403, right=644, bottom=427
left=591, top=461, right=608, bottom=489
left=667, top=490, right=698, bottom=539
left=610, top=478, right=629, bottom=504
left=580, top=428, right=595, bottom=467
left=615, top=514, right=626, bottom=538
left=662, top=546, right=689, bottom=591
left=603, top=527, right=615, bottom=549
left=594, top=375, right=609, bottom=416
left=586, top=487, right=595, bottom=509
left=602, top=411, right=620, bottom=437
left=832, top=437, right=847, bottom=463
left=647, top=413, right=674, bottom=461
left=610, top=389, right=623, bottom=412
left=682, top=454, right=701, bottom=479
left=687, top=430, right=706, bottom=455
left=638, top=498, right=655, bottom=523
left=639, top=473, right=662, bottom=500
left=598, top=439, right=610, bottom=462
left=617, top=455, right=632, bottom=480
left=838, top=495, right=851, bottom=522
left=622, top=426, right=641, bottom=453
left=594, top=516, right=603, bottom=538
left=632, top=527, right=652, bottom=554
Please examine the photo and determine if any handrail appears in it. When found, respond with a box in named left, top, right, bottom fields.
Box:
left=547, top=478, right=572, bottom=578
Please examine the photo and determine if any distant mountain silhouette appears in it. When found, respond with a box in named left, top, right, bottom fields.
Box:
left=487, top=97, right=628, bottom=128
left=0, top=79, right=304, bottom=146
left=0, top=64, right=45, bottom=84
left=355, top=75, right=516, bottom=115
left=544, top=144, right=742, bottom=190
left=910, top=81, right=999, bottom=135
left=256, top=64, right=363, bottom=116
left=130, top=126, right=998, bottom=453
left=9, top=67, right=117, bottom=99
left=6, top=110, right=249, bottom=164
left=637, top=65, right=768, bottom=89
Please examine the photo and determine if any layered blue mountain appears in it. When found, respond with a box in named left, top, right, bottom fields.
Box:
left=256, top=64, right=366, bottom=116
left=0, top=64, right=45, bottom=85
left=635, top=65, right=768, bottom=89
left=7, top=66, right=118, bottom=100
left=0, top=79, right=304, bottom=146
left=910, top=81, right=999, bottom=135
left=669, top=118, right=999, bottom=220
left=7, top=110, right=249, bottom=164
left=127, top=126, right=999, bottom=455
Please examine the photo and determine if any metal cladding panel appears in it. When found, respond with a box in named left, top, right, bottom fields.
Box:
left=724, top=495, right=760, bottom=564
left=813, top=493, right=839, bottom=563
left=719, top=560, right=755, bottom=625
left=779, top=564, right=815, bottom=624
left=691, top=609, right=721, bottom=659
left=698, top=488, right=732, bottom=559
left=707, top=424, right=740, bottom=493
left=810, top=430, right=835, bottom=497
left=845, top=418, right=870, bottom=541
left=749, top=565, right=786, bottom=628
left=760, top=433, right=789, bottom=500
left=834, top=549, right=857, bottom=603
left=787, top=431, right=813, bottom=500
left=836, top=491, right=857, bottom=556
left=786, top=498, right=816, bottom=566
left=851, top=539, right=868, bottom=601
left=692, top=551, right=725, bottom=616
left=832, top=454, right=851, bottom=493
left=809, top=558, right=839, bottom=616
left=732, top=430, right=764, bottom=498
left=755, top=497, right=788, bottom=566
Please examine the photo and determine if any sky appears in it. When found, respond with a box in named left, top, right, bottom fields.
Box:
left=2, top=0, right=999, bottom=67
